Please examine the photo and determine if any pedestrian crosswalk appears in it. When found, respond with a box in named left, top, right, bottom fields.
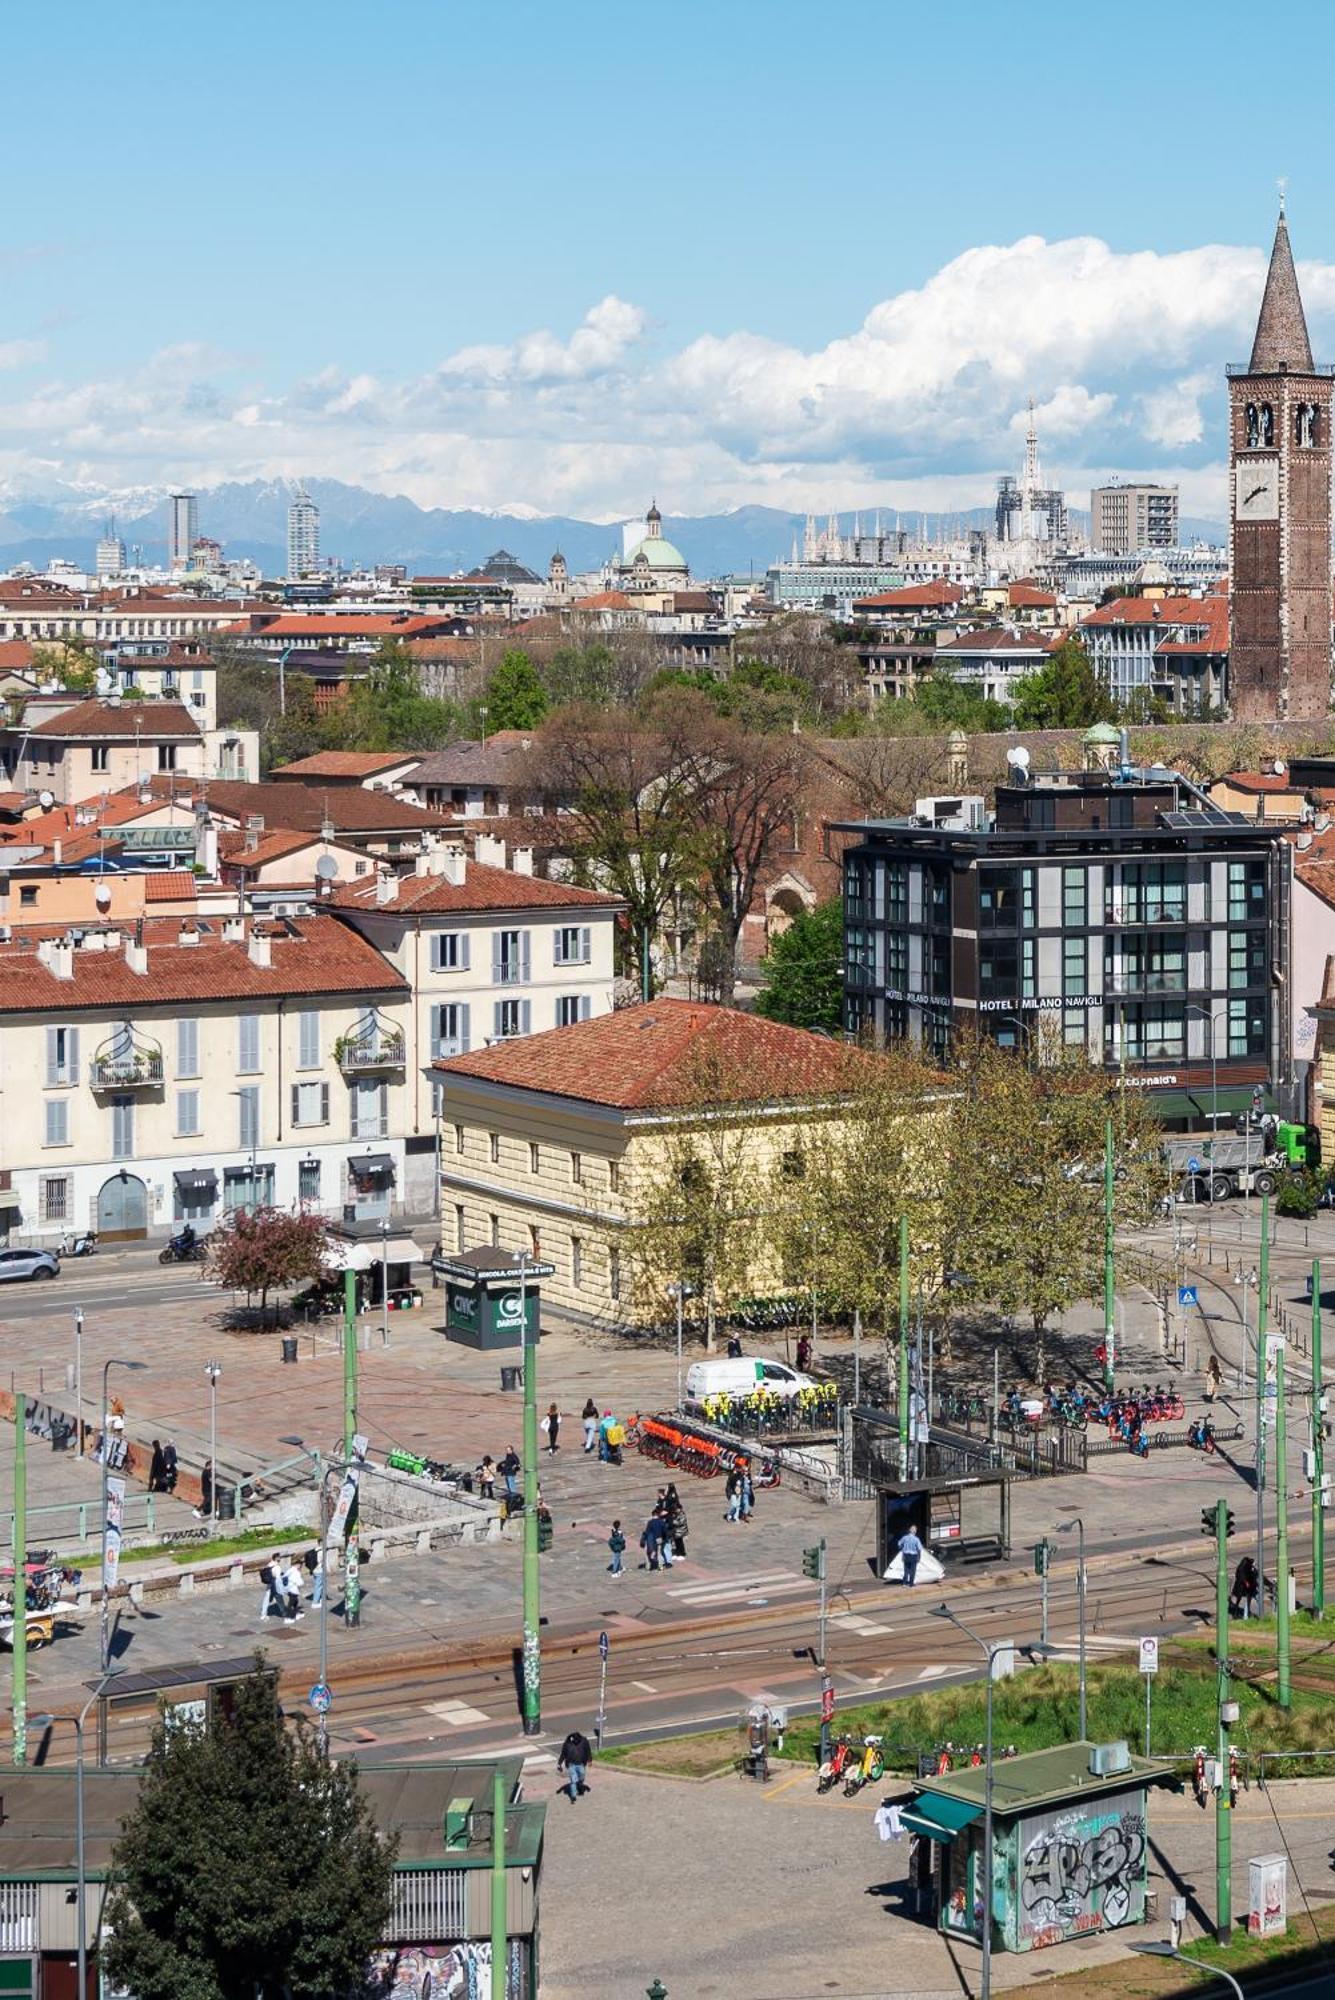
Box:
left=832, top=1611, right=895, bottom=1637
left=1042, top=1633, right=1139, bottom=1660
left=423, top=1698, right=490, bottom=1726
left=663, top=1566, right=813, bottom=1609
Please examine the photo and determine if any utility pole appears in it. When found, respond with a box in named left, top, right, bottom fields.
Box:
left=490, top=1763, right=507, bottom=2000
left=342, top=1270, right=361, bottom=1625
left=1276, top=1343, right=1290, bottom=1707
left=12, top=1394, right=26, bottom=1767
left=1102, top=1115, right=1115, bottom=1390
left=520, top=1255, right=541, bottom=1735
left=898, top=1215, right=910, bottom=1481
left=805, top=1539, right=829, bottom=1762
left=1204, top=1496, right=1234, bottom=1943
left=1313, top=1258, right=1325, bottom=1618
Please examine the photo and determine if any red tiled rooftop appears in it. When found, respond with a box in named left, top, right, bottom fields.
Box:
left=143, top=870, right=197, bottom=902
left=143, top=777, right=456, bottom=834
left=20, top=698, right=202, bottom=740
left=852, top=581, right=963, bottom=611
left=0, top=913, right=405, bottom=1014
left=334, top=858, right=620, bottom=917
left=1007, top=583, right=1057, bottom=609
left=273, top=751, right=414, bottom=779
left=434, top=998, right=862, bottom=1110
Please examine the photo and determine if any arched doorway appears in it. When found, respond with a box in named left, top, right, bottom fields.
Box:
left=97, top=1172, right=148, bottom=1242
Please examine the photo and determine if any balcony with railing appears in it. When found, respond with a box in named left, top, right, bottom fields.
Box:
left=89, top=1030, right=164, bottom=1090
left=335, top=1012, right=406, bottom=1075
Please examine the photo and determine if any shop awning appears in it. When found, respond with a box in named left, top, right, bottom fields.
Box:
left=0, top=1188, right=20, bottom=1213
left=174, top=1169, right=219, bottom=1195
left=347, top=1153, right=395, bottom=1181
left=1150, top=1087, right=1269, bottom=1125
left=901, top=1791, right=983, bottom=1843
left=325, top=1235, right=424, bottom=1272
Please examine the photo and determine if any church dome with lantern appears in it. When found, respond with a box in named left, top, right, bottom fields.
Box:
left=614, top=500, right=690, bottom=589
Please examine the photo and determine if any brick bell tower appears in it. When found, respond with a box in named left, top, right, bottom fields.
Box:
left=1228, top=204, right=1333, bottom=720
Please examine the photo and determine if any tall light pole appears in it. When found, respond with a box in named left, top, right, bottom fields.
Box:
left=1185, top=1004, right=1222, bottom=1258
left=34, top=1681, right=107, bottom=2000
left=73, top=1309, right=85, bottom=1460
left=669, top=1281, right=694, bottom=1411
left=933, top=1605, right=997, bottom=2000
left=1057, top=1516, right=1087, bottom=1740
left=204, top=1360, right=221, bottom=1526
left=1102, top=1115, right=1115, bottom=1392
left=519, top=1250, right=541, bottom=1735
left=380, top=1214, right=390, bottom=1348
left=281, top=1438, right=334, bottom=1746
left=1313, top=1257, right=1325, bottom=1618
left=100, top=1358, right=147, bottom=1675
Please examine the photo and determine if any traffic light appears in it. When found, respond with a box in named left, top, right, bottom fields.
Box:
left=1203, top=1505, right=1237, bottom=1539
left=1202, top=1507, right=1215, bottom=1538
left=537, top=1513, right=553, bottom=1554
left=1034, top=1542, right=1051, bottom=1576
left=802, top=1543, right=826, bottom=1581
left=1225, top=1509, right=1236, bottom=1539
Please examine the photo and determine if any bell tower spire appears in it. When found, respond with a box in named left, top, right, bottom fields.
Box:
left=1250, top=204, right=1314, bottom=373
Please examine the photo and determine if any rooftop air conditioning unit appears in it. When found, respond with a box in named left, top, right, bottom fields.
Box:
left=1089, top=1740, right=1131, bottom=1777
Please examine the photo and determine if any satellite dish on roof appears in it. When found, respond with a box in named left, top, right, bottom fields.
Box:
left=314, top=854, right=339, bottom=881
left=1006, top=746, right=1031, bottom=772
left=94, top=882, right=111, bottom=909
left=94, top=667, right=114, bottom=695
left=1273, top=759, right=1287, bottom=776
left=38, top=789, right=54, bottom=810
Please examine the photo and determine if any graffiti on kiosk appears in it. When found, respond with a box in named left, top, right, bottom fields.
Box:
left=1018, top=1806, right=1146, bottom=1945
left=370, top=1938, right=525, bottom=1999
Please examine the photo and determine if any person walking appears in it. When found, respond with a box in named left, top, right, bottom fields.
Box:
left=657, top=1505, right=676, bottom=1568
left=148, top=1441, right=168, bottom=1494
left=161, top=1440, right=178, bottom=1493
left=304, top=1543, right=324, bottom=1608
left=258, top=1552, right=283, bottom=1620
left=664, top=1483, right=688, bottom=1560
left=898, top=1526, right=924, bottom=1587
left=1204, top=1356, right=1222, bottom=1403
left=498, top=1447, right=521, bottom=1500
left=725, top=1466, right=743, bottom=1523
left=557, top=1728, right=594, bottom=1803
left=582, top=1397, right=599, bottom=1453
left=1229, top=1554, right=1259, bottom=1620
left=608, top=1519, right=627, bottom=1575
left=739, top=1461, right=755, bottom=1523
left=476, top=1455, right=496, bottom=1501
left=598, top=1410, right=618, bottom=1463
left=796, top=1332, right=813, bottom=1373
left=543, top=1402, right=561, bottom=1455
left=639, top=1511, right=665, bottom=1571
left=196, top=1459, right=214, bottom=1521
left=281, top=1556, right=305, bottom=1620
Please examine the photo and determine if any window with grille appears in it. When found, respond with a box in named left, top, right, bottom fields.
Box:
left=40, top=1176, right=70, bottom=1222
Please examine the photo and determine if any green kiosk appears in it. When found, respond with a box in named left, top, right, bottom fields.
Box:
left=434, top=1247, right=555, bottom=1351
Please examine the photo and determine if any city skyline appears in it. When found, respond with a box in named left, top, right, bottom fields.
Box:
left=3, top=0, right=1334, bottom=521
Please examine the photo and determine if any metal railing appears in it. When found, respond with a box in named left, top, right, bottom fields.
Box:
left=89, top=1049, right=164, bottom=1089
left=336, top=1037, right=406, bottom=1074
left=0, top=1492, right=159, bottom=1548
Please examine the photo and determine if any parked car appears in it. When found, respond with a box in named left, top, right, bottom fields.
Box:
left=0, top=1248, right=59, bottom=1283
left=683, top=1357, right=816, bottom=1406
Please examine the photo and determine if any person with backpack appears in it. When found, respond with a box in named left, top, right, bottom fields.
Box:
left=557, top=1728, right=594, bottom=1803
left=304, top=1543, right=324, bottom=1607
left=664, top=1483, right=688, bottom=1560
left=639, top=1511, right=666, bottom=1571
left=608, top=1519, right=627, bottom=1575
left=258, top=1553, right=283, bottom=1620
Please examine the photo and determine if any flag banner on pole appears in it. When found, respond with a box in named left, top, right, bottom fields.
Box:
left=328, top=1464, right=362, bottom=1545
left=103, top=1477, right=126, bottom=1592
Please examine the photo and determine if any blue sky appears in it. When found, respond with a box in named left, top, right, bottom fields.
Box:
left=5, top=0, right=1335, bottom=519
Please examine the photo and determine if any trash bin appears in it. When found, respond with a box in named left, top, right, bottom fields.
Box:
left=500, top=1365, right=521, bottom=1392
left=281, top=1336, right=299, bottom=1365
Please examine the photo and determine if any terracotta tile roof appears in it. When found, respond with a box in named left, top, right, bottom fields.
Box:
left=0, top=792, right=177, bottom=848
left=217, top=826, right=327, bottom=868
left=853, top=581, right=963, bottom=611
left=20, top=698, right=202, bottom=740
left=333, top=858, right=620, bottom=916
left=572, top=591, right=637, bottom=611
left=0, top=913, right=405, bottom=1015
left=0, top=640, right=36, bottom=669
left=144, top=778, right=456, bottom=835
left=225, top=613, right=453, bottom=640
left=143, top=870, right=197, bottom=902
left=404, top=737, right=536, bottom=789
left=434, top=998, right=862, bottom=1110
left=1008, top=583, right=1057, bottom=609
left=1216, top=769, right=1303, bottom=795
left=936, top=627, right=1054, bottom=655
left=1080, top=593, right=1223, bottom=630
left=272, top=751, right=414, bottom=779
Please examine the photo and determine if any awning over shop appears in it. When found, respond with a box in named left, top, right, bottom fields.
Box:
left=901, top=1791, right=984, bottom=1843
left=0, top=1188, right=21, bottom=1213
left=1151, top=1087, right=1269, bottom=1125
left=174, top=1169, right=219, bottom=1195
left=325, top=1235, right=424, bottom=1272
left=347, top=1153, right=395, bottom=1182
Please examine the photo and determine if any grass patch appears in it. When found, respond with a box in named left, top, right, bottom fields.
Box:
left=780, top=1661, right=1335, bottom=1776
left=64, top=1524, right=311, bottom=1570
left=598, top=1730, right=746, bottom=1779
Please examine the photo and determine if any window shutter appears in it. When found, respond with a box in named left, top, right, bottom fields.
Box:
left=521, top=999, right=531, bottom=1035
left=430, top=934, right=442, bottom=972
left=580, top=994, right=592, bottom=1021
left=177, top=1017, right=197, bottom=1077
left=68, top=1026, right=80, bottom=1084
left=493, top=1002, right=504, bottom=1041
left=491, top=934, right=502, bottom=984
left=459, top=1003, right=471, bottom=1053
left=430, top=1006, right=444, bottom=1060
left=520, top=931, right=531, bottom=982
left=320, top=1083, right=330, bottom=1122
left=552, top=929, right=562, bottom=967
left=299, top=1010, right=320, bottom=1069
left=581, top=926, right=591, bottom=963
left=45, top=1028, right=59, bottom=1088
left=290, top=1083, right=300, bottom=1124
left=459, top=931, right=470, bottom=972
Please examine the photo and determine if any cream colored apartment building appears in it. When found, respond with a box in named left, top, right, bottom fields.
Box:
left=0, top=913, right=411, bottom=1245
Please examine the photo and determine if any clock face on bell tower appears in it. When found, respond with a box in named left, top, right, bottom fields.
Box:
left=1228, top=207, right=1333, bottom=722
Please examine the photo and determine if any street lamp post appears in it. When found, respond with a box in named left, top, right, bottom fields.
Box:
left=204, top=1360, right=221, bottom=1526
left=33, top=1682, right=107, bottom=2000
left=1185, top=1005, right=1222, bottom=1258
left=669, top=1282, right=694, bottom=1411
left=518, top=1250, right=542, bottom=1735
left=1130, top=1944, right=1244, bottom=2000
left=74, top=1309, right=84, bottom=1460
left=1057, top=1516, right=1087, bottom=1740
left=933, top=1605, right=997, bottom=2000
left=100, top=1358, right=147, bottom=1676
left=380, top=1214, right=390, bottom=1348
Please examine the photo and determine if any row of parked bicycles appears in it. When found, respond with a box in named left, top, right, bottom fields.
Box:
left=696, top=1382, right=840, bottom=1435
left=632, top=1413, right=781, bottom=1485
left=816, top=1735, right=1021, bottom=1796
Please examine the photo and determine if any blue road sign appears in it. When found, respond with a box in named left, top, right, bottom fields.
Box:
left=1178, top=1286, right=1198, bottom=1308
left=308, top=1681, right=332, bottom=1714
left=598, top=1631, right=609, bottom=1662
left=1187, top=1157, right=1200, bottom=1174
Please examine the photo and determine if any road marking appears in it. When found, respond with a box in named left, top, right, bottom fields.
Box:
left=917, top=1665, right=950, bottom=1680
left=424, top=1699, right=489, bottom=1726
left=665, top=1572, right=812, bottom=1607
left=631, top=1680, right=659, bottom=1695
left=832, top=1613, right=894, bottom=1636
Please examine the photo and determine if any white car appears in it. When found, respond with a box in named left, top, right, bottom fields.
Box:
left=0, top=1248, right=59, bottom=1283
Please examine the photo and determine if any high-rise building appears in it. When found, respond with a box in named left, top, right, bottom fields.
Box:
left=1090, top=483, right=1179, bottom=555
left=287, top=485, right=321, bottom=578
left=995, top=402, right=1067, bottom=545
left=1228, top=204, right=1332, bottom=721
left=95, top=516, right=126, bottom=578
left=167, top=492, right=198, bottom=570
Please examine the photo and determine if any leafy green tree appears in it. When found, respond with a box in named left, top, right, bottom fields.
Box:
left=215, top=649, right=322, bottom=772
left=755, top=899, right=845, bottom=1032
left=543, top=642, right=619, bottom=707
left=324, top=640, right=459, bottom=752
left=105, top=1662, right=395, bottom=2000
left=30, top=636, right=100, bottom=693
left=479, top=648, right=549, bottom=730
left=912, top=670, right=1012, bottom=733
left=1011, top=640, right=1116, bottom=730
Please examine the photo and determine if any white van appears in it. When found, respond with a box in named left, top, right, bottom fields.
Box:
left=684, top=1357, right=816, bottom=1407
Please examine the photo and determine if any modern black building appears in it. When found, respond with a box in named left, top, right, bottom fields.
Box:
left=835, top=759, right=1292, bottom=1127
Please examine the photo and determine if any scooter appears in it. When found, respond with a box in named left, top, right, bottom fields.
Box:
left=1192, top=1745, right=1210, bottom=1808
left=1188, top=1418, right=1217, bottom=1455
left=817, top=1733, right=855, bottom=1794
left=57, top=1230, right=97, bottom=1258
left=843, top=1735, right=886, bottom=1797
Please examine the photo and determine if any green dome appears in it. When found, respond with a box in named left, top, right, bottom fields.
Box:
left=622, top=535, right=688, bottom=571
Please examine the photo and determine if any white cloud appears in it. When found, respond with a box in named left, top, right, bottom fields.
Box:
left=0, top=235, right=1323, bottom=517
left=0, top=340, right=45, bottom=370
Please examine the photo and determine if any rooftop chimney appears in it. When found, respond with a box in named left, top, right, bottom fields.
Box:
left=125, top=939, right=148, bottom=975
left=511, top=845, right=533, bottom=876
left=222, top=914, right=244, bottom=942
left=37, top=936, right=74, bottom=980
left=441, top=842, right=466, bottom=886
left=374, top=868, right=397, bottom=906
left=178, top=922, right=200, bottom=946
left=244, top=814, right=264, bottom=853
left=248, top=928, right=271, bottom=970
